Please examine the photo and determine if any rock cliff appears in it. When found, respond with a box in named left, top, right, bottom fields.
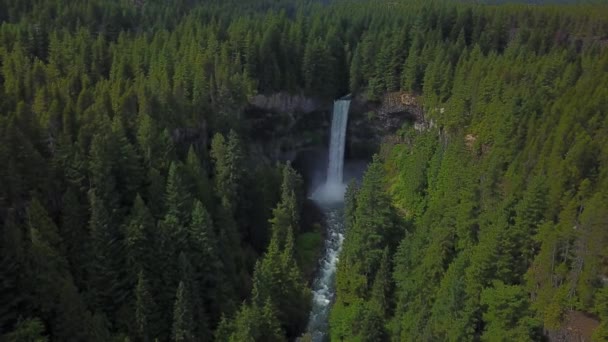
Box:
left=245, top=91, right=425, bottom=161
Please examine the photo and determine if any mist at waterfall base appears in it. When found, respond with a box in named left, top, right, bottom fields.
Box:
left=304, top=99, right=357, bottom=341
left=311, top=99, right=355, bottom=204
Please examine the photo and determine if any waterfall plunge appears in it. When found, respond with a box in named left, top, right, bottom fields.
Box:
left=312, top=98, right=351, bottom=203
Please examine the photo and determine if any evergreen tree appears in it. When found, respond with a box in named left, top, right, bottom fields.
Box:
left=4, top=318, right=48, bottom=342
left=251, top=165, right=311, bottom=338
left=60, top=187, right=90, bottom=288
left=189, top=200, right=222, bottom=325
left=27, top=197, right=63, bottom=255
left=211, top=131, right=243, bottom=215
left=217, top=300, right=284, bottom=342
left=172, top=281, right=194, bottom=342
left=185, top=146, right=212, bottom=209
left=480, top=282, right=541, bottom=341
left=165, top=162, right=192, bottom=227
left=370, top=248, right=392, bottom=317
left=88, top=191, right=128, bottom=320
left=0, top=210, right=30, bottom=335
left=135, top=271, right=157, bottom=342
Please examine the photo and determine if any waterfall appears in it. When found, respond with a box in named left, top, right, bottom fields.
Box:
left=305, top=97, right=351, bottom=341
left=312, top=98, right=351, bottom=203
left=326, top=99, right=350, bottom=186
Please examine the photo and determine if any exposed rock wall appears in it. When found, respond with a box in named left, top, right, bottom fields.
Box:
left=246, top=92, right=331, bottom=161
left=246, top=91, right=426, bottom=161
left=347, top=91, right=426, bottom=158
left=545, top=311, right=600, bottom=342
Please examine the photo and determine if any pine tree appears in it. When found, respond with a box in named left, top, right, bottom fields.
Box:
left=370, top=248, right=392, bottom=317
left=52, top=280, right=95, bottom=341
left=4, top=318, right=48, bottom=342
left=88, top=128, right=120, bottom=212
left=88, top=190, right=128, bottom=319
left=349, top=156, right=396, bottom=276
left=0, top=209, right=30, bottom=334
left=480, top=282, right=541, bottom=341
left=27, top=197, right=63, bottom=254
left=165, top=162, right=192, bottom=227
left=279, top=163, right=303, bottom=233
left=218, top=300, right=284, bottom=342
left=594, top=287, right=608, bottom=341
left=135, top=271, right=157, bottom=342
left=349, top=46, right=363, bottom=93
left=189, top=200, right=222, bottom=322
left=401, top=35, right=422, bottom=92
left=110, top=116, right=143, bottom=203
left=178, top=252, right=208, bottom=339
left=185, top=146, right=212, bottom=209
left=60, top=187, right=90, bottom=288
left=344, top=180, right=359, bottom=231
left=359, top=306, right=388, bottom=342
left=172, top=281, right=194, bottom=342
left=146, top=167, right=165, bottom=219
left=251, top=169, right=311, bottom=338
left=210, top=131, right=244, bottom=300
left=211, top=131, right=243, bottom=215
left=27, top=198, right=93, bottom=341
left=125, top=195, right=155, bottom=282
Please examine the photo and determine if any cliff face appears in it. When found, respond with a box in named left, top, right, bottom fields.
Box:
left=347, top=91, right=426, bottom=158
left=245, top=91, right=425, bottom=161
left=245, top=92, right=331, bottom=161
left=545, top=311, right=600, bottom=342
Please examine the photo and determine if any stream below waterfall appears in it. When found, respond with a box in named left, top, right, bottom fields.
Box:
left=305, top=203, right=344, bottom=341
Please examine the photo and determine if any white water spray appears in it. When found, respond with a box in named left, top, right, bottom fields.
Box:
left=311, top=98, right=351, bottom=203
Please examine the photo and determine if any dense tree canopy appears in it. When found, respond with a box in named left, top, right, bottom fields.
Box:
left=0, top=0, right=607, bottom=340
left=329, top=2, right=608, bottom=341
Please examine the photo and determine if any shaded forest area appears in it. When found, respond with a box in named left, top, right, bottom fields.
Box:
left=0, top=0, right=608, bottom=341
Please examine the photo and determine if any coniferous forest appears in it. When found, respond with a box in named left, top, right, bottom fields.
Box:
left=1, top=0, right=608, bottom=341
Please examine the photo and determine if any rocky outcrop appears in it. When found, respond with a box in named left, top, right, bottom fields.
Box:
left=545, top=311, right=600, bottom=342
left=246, top=91, right=427, bottom=161
left=377, top=92, right=422, bottom=119
left=347, top=91, right=425, bottom=158
left=246, top=92, right=331, bottom=160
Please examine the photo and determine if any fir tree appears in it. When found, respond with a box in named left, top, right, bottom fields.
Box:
left=135, top=271, right=157, bottom=342
left=172, top=281, right=194, bottom=342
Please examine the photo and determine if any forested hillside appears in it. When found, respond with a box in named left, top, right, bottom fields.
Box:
left=332, top=3, right=608, bottom=342
left=0, top=0, right=607, bottom=341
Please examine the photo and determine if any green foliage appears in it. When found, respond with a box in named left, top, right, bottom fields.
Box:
left=216, top=300, right=284, bottom=342
left=217, top=161, right=310, bottom=339
left=4, top=318, right=48, bottom=342
left=249, top=163, right=311, bottom=338
left=211, top=131, right=244, bottom=215
left=331, top=157, right=400, bottom=340
left=1, top=0, right=607, bottom=340
left=172, top=281, right=194, bottom=342
left=480, top=282, right=541, bottom=341
left=135, top=271, right=158, bottom=342
left=594, top=287, right=608, bottom=341
left=295, top=230, right=323, bottom=278
left=125, top=195, right=155, bottom=282
left=330, top=3, right=608, bottom=341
